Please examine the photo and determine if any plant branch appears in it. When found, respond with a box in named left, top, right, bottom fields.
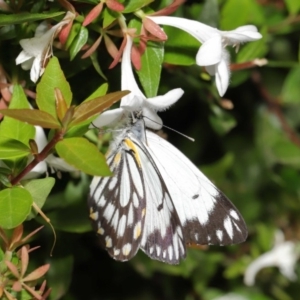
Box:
left=251, top=71, right=300, bottom=148
left=10, top=130, right=64, bottom=185
left=230, top=58, right=268, bottom=71
left=268, top=14, right=300, bottom=33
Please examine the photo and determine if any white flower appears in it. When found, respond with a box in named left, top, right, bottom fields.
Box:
left=92, top=34, right=184, bottom=130
left=244, top=230, right=299, bottom=286
left=15, top=11, right=74, bottom=83
left=25, top=126, right=76, bottom=179
left=147, top=16, right=262, bottom=96
left=212, top=293, right=248, bottom=300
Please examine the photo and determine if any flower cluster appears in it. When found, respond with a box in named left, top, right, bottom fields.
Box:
left=14, top=2, right=262, bottom=176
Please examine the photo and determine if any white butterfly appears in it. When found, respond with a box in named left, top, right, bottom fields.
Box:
left=88, top=113, right=247, bottom=264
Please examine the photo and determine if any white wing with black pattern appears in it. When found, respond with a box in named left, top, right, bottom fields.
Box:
left=145, top=130, right=247, bottom=246
left=88, top=116, right=247, bottom=264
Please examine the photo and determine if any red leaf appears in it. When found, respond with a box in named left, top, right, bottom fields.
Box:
left=83, top=3, right=103, bottom=27
left=5, top=260, right=20, bottom=278
left=20, top=246, right=29, bottom=278
left=23, top=264, right=50, bottom=282
left=106, top=0, right=124, bottom=11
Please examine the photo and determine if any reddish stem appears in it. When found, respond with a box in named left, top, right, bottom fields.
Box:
left=252, top=71, right=300, bottom=148
left=10, top=131, right=64, bottom=185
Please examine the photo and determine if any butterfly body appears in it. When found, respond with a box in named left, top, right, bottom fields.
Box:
left=89, top=115, right=247, bottom=264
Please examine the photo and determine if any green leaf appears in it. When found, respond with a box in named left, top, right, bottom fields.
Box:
left=55, top=137, right=111, bottom=176
left=23, top=178, right=55, bottom=220
left=46, top=255, right=74, bottom=300
left=0, top=187, right=33, bottom=229
left=284, top=0, right=300, bottom=14
left=83, top=83, right=108, bottom=102
left=0, top=138, right=31, bottom=159
left=69, top=25, right=89, bottom=61
left=69, top=90, right=128, bottom=127
left=255, top=107, right=300, bottom=168
left=281, top=66, right=300, bottom=104
left=0, top=12, right=64, bottom=26
left=89, top=51, right=107, bottom=80
left=137, top=41, right=164, bottom=98
left=272, top=141, right=300, bottom=165
left=0, top=85, right=35, bottom=145
left=103, top=7, right=118, bottom=28
left=0, top=109, right=61, bottom=129
left=0, top=168, right=13, bottom=187
left=220, top=0, right=265, bottom=29
left=36, top=57, right=72, bottom=118
left=65, top=22, right=81, bottom=50
left=209, top=105, right=237, bottom=135
left=44, top=203, right=92, bottom=233
left=163, top=26, right=198, bottom=66
left=199, top=0, right=219, bottom=27
left=122, top=0, right=153, bottom=13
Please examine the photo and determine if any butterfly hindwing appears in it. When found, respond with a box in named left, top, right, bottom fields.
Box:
left=145, top=130, right=247, bottom=246
left=88, top=137, right=146, bottom=261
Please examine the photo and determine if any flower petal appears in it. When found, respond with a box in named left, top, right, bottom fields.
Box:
left=90, top=108, right=124, bottom=128
left=221, top=25, right=262, bottom=44
left=120, top=35, right=146, bottom=107
left=148, top=16, right=217, bottom=43
left=34, top=21, right=49, bottom=38
left=25, top=161, right=48, bottom=179
left=121, top=94, right=144, bottom=110
left=145, top=88, right=184, bottom=111
left=142, top=106, right=163, bottom=130
left=15, top=51, right=32, bottom=65
left=46, top=154, right=77, bottom=172
left=30, top=55, right=43, bottom=83
left=196, top=34, right=222, bottom=66
left=214, top=51, right=230, bottom=97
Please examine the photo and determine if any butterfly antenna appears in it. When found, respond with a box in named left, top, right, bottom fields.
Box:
left=143, top=116, right=195, bottom=142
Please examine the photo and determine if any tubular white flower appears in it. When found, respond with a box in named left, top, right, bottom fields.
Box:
left=212, top=293, right=248, bottom=300
left=92, top=34, right=184, bottom=130
left=244, top=230, right=299, bottom=286
left=147, top=16, right=262, bottom=96
left=15, top=12, right=74, bottom=83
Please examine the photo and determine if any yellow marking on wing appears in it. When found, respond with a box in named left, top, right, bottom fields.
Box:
left=122, top=244, right=132, bottom=256
left=134, top=222, right=142, bottom=240
left=113, top=152, right=122, bottom=165
left=124, top=138, right=141, bottom=167
left=89, top=210, right=97, bottom=220
left=105, top=237, right=112, bottom=248
left=97, top=228, right=104, bottom=235
left=142, top=208, right=146, bottom=218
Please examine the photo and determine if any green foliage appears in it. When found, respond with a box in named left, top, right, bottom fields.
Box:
left=36, top=57, right=73, bottom=118
left=69, top=26, right=89, bottom=61
left=0, top=12, right=64, bottom=26
left=55, top=137, right=111, bottom=176
left=137, top=41, right=164, bottom=98
left=0, top=187, right=32, bottom=228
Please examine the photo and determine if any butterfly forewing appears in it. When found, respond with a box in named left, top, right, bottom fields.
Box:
left=133, top=140, right=186, bottom=264
left=145, top=130, right=247, bottom=246
left=88, top=137, right=146, bottom=261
